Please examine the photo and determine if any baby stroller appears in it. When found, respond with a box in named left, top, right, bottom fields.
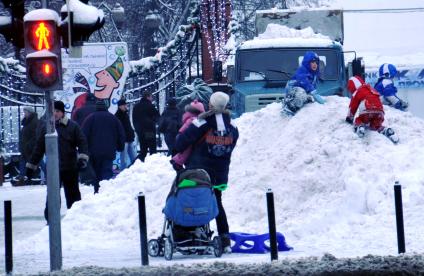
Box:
left=148, top=169, right=223, bottom=260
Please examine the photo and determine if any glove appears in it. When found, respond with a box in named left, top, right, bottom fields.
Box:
left=25, top=167, right=35, bottom=180
left=310, top=90, right=325, bottom=104
left=170, top=159, right=183, bottom=172
left=77, top=158, right=88, bottom=170
left=345, top=116, right=353, bottom=125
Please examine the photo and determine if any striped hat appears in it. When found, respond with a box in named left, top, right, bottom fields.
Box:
left=378, top=63, right=398, bottom=79
left=105, top=57, right=124, bottom=81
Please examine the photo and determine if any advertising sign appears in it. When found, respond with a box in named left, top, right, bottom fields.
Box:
left=58, top=42, right=130, bottom=114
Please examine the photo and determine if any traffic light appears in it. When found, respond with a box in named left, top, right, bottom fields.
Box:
left=23, top=9, right=62, bottom=91
left=0, top=0, right=25, bottom=48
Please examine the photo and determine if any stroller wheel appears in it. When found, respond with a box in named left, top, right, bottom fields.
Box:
left=148, top=239, right=160, bottom=257
left=164, top=239, right=173, bottom=260
left=213, top=236, right=223, bottom=257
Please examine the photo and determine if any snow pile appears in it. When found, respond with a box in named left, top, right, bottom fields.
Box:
left=16, top=97, right=424, bottom=259
left=227, top=99, right=424, bottom=257
left=240, top=23, right=337, bottom=50
left=257, top=23, right=330, bottom=41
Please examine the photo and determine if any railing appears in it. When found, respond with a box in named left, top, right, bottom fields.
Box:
left=0, top=12, right=201, bottom=156
left=125, top=29, right=200, bottom=111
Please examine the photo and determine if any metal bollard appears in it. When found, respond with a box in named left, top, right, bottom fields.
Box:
left=394, top=182, right=405, bottom=253
left=266, top=189, right=278, bottom=261
left=138, top=193, right=149, bottom=266
left=4, top=200, right=13, bottom=274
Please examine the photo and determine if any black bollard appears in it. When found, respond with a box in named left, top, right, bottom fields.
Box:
left=394, top=182, right=405, bottom=254
left=138, top=193, right=149, bottom=266
left=266, top=189, right=278, bottom=261
left=4, top=200, right=13, bottom=274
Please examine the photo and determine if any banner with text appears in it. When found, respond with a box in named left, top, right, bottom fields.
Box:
left=365, top=67, right=424, bottom=89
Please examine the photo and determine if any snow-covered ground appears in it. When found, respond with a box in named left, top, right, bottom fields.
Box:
left=2, top=96, right=424, bottom=274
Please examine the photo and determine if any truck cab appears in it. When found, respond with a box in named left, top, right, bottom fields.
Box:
left=228, top=9, right=363, bottom=118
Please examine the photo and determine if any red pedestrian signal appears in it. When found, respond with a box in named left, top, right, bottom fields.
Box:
left=43, top=63, right=51, bottom=74
left=26, top=55, right=59, bottom=89
left=26, top=21, right=55, bottom=51
left=24, top=9, right=62, bottom=91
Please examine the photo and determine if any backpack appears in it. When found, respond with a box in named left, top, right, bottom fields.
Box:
left=364, top=85, right=384, bottom=111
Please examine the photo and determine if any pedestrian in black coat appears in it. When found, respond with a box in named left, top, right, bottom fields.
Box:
left=26, top=101, right=89, bottom=223
left=158, top=97, right=181, bottom=156
left=115, top=98, right=136, bottom=170
left=19, top=107, right=39, bottom=161
left=82, top=100, right=125, bottom=193
left=72, top=93, right=97, bottom=126
left=132, top=91, right=160, bottom=161
left=71, top=94, right=98, bottom=186
left=14, top=106, right=39, bottom=185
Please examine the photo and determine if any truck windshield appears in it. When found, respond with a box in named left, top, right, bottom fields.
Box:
left=237, top=48, right=339, bottom=82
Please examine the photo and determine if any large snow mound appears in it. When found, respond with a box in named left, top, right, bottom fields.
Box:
left=17, top=96, right=424, bottom=259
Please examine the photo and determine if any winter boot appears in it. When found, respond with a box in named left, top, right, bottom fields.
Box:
left=11, top=175, right=25, bottom=186
left=380, top=127, right=399, bottom=144
left=220, top=233, right=232, bottom=254
left=355, top=125, right=366, bottom=138
left=306, top=94, right=315, bottom=103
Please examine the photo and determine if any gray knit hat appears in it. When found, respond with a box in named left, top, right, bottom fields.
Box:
left=23, top=106, right=35, bottom=113
left=209, top=92, right=229, bottom=113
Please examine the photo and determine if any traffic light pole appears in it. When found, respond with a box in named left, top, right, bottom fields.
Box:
left=44, top=90, right=62, bottom=271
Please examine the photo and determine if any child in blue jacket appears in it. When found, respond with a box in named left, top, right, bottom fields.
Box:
left=283, top=51, right=325, bottom=115
left=374, top=63, right=408, bottom=111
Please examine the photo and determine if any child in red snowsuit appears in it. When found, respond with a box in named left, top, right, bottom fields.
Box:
left=346, top=76, right=399, bottom=144
left=170, top=100, right=205, bottom=170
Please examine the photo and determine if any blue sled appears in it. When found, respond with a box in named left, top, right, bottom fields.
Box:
left=229, top=232, right=293, bottom=254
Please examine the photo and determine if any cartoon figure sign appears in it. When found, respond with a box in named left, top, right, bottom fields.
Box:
left=59, top=42, right=129, bottom=114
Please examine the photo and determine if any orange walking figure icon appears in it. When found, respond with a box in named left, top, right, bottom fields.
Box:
left=35, top=22, right=50, bottom=50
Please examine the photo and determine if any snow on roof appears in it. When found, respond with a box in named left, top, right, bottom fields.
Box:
left=26, top=49, right=58, bottom=58
left=256, top=7, right=336, bottom=14
left=239, top=23, right=338, bottom=50
left=23, top=9, right=60, bottom=23
left=240, top=38, right=338, bottom=50
left=61, top=0, right=104, bottom=25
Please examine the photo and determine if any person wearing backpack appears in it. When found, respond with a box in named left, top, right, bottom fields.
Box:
left=174, top=91, right=239, bottom=254
left=346, top=76, right=399, bottom=144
